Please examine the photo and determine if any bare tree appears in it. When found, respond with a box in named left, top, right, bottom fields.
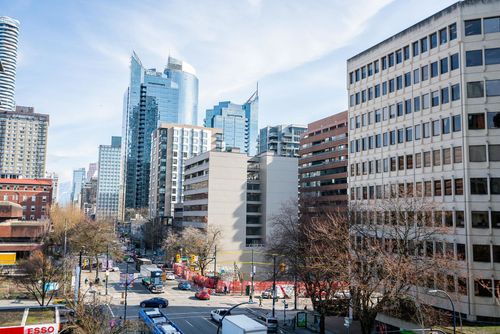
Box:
left=17, top=250, right=62, bottom=306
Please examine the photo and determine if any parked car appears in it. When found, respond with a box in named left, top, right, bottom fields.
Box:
left=195, top=290, right=210, bottom=300
left=266, top=316, right=278, bottom=333
left=210, top=309, right=231, bottom=323
left=139, top=297, right=169, bottom=308
left=261, top=288, right=273, bottom=299
left=109, top=266, right=120, bottom=272
left=178, top=281, right=191, bottom=290
left=165, top=271, right=176, bottom=280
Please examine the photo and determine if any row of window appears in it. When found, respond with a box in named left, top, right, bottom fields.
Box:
left=349, top=55, right=460, bottom=107
left=466, top=47, right=500, bottom=67
left=350, top=116, right=461, bottom=154
left=469, top=145, right=500, bottom=162
left=350, top=178, right=465, bottom=200
left=350, top=146, right=463, bottom=176
left=464, top=16, right=500, bottom=36
left=466, top=80, right=500, bottom=98
left=349, top=23, right=458, bottom=84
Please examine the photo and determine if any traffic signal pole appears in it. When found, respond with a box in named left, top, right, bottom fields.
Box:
left=272, top=255, right=276, bottom=317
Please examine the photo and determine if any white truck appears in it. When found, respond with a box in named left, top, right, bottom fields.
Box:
left=140, top=265, right=164, bottom=293
left=222, top=315, right=267, bottom=334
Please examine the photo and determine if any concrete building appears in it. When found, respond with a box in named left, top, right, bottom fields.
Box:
left=149, top=124, right=222, bottom=220
left=258, top=124, right=306, bottom=158
left=70, top=168, right=86, bottom=207
left=96, top=136, right=121, bottom=220
left=182, top=151, right=298, bottom=273
left=347, top=0, right=500, bottom=320
left=120, top=53, right=199, bottom=215
left=204, top=90, right=259, bottom=156
left=0, top=106, right=49, bottom=179
left=0, top=202, right=49, bottom=260
left=0, top=16, right=20, bottom=113
left=298, top=112, right=348, bottom=213
left=0, top=178, right=52, bottom=220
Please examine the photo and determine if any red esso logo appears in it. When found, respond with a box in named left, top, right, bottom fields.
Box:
left=26, top=326, right=55, bottom=334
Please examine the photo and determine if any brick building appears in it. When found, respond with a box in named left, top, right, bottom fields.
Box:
left=0, top=178, right=53, bottom=220
left=298, top=111, right=349, bottom=214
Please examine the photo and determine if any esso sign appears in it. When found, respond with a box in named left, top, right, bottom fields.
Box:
left=24, top=324, right=58, bottom=334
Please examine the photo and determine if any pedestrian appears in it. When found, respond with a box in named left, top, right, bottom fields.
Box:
left=84, top=278, right=88, bottom=285
left=258, top=295, right=262, bottom=307
left=223, top=284, right=228, bottom=295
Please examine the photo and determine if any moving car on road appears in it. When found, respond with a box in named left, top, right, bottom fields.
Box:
left=210, top=309, right=231, bottom=323
left=165, top=271, right=176, bottom=280
left=261, top=288, right=273, bottom=299
left=140, top=297, right=169, bottom=308
left=178, top=281, right=191, bottom=290
left=195, top=290, right=210, bottom=300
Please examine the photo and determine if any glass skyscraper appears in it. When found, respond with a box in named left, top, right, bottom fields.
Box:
left=0, top=16, right=19, bottom=113
left=204, top=90, right=258, bottom=156
left=71, top=167, right=86, bottom=207
left=97, top=136, right=121, bottom=220
left=120, top=52, right=198, bottom=213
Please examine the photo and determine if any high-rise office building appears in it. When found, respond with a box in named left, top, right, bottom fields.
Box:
left=87, top=162, right=97, bottom=181
left=96, top=137, right=121, bottom=220
left=0, top=16, right=20, bottom=113
left=258, top=124, right=306, bottom=157
left=347, top=0, right=500, bottom=320
left=70, top=168, right=86, bottom=207
left=0, top=106, right=49, bottom=178
left=149, top=125, right=222, bottom=220
left=298, top=112, right=348, bottom=213
left=120, top=53, right=199, bottom=215
left=204, top=90, right=258, bottom=156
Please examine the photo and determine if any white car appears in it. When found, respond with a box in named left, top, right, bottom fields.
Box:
left=210, top=309, right=231, bottom=323
left=109, top=266, right=120, bottom=272
left=165, top=272, right=176, bottom=280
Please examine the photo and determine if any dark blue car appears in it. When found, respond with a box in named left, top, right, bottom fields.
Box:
left=140, top=297, right=169, bottom=308
left=178, top=281, right=191, bottom=290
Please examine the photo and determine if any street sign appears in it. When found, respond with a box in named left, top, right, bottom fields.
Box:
left=284, top=303, right=288, bottom=309
left=296, top=312, right=307, bottom=328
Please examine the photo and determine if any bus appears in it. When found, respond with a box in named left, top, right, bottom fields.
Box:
left=136, top=258, right=152, bottom=271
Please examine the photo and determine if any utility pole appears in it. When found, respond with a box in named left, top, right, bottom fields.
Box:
left=63, top=219, right=67, bottom=295
left=272, top=255, right=276, bottom=317
left=105, top=244, right=109, bottom=295
left=124, top=261, right=129, bottom=323
left=213, top=245, right=217, bottom=277
left=78, top=249, right=83, bottom=304
left=250, top=249, right=254, bottom=302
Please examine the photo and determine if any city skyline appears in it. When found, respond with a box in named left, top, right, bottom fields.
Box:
left=0, top=0, right=457, bottom=185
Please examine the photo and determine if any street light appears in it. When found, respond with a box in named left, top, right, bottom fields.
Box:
left=428, top=289, right=459, bottom=334
left=122, top=261, right=143, bottom=324
left=216, top=301, right=255, bottom=334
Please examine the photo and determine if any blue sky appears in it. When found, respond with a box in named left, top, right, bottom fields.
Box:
left=2, top=0, right=457, bottom=189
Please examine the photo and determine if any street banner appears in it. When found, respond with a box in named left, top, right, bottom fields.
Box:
left=0, top=252, right=16, bottom=265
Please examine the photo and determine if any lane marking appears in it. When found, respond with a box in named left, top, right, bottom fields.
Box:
left=185, top=320, right=194, bottom=327
left=203, top=317, right=218, bottom=327
left=107, top=304, right=115, bottom=317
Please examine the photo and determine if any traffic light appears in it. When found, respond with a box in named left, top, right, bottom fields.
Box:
left=175, top=254, right=180, bottom=263
left=190, top=254, right=196, bottom=263
left=279, top=263, right=287, bottom=273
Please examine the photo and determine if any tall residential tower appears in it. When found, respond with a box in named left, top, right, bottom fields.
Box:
left=0, top=16, right=19, bottom=113
left=97, top=136, right=121, bottom=220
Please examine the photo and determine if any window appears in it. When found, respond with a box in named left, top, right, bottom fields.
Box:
left=390, top=130, right=396, bottom=145
left=473, top=245, right=491, bottom=263
left=389, top=105, right=396, bottom=119
left=375, top=134, right=381, bottom=148
left=390, top=157, right=396, bottom=171
left=466, top=50, right=483, bottom=66
left=468, top=113, right=486, bottom=129
left=398, top=156, right=404, bottom=170
left=375, top=84, right=380, bottom=98
left=450, top=53, right=459, bottom=70
left=454, top=147, right=463, bottom=164
left=396, top=76, right=402, bottom=90
left=443, top=148, right=451, bottom=164
left=434, top=180, right=442, bottom=196
left=451, top=84, right=460, bottom=101
left=493, top=212, right=500, bottom=228
left=413, top=69, right=420, bottom=85
left=389, top=79, right=395, bottom=93
left=484, top=16, right=500, bottom=33
left=431, top=61, right=439, bottom=77
left=432, top=120, right=440, bottom=136
left=452, top=115, right=461, bottom=132
left=406, top=154, right=413, bottom=169
left=375, top=109, right=381, bottom=123
left=382, top=82, right=387, bottom=95
left=442, top=118, right=450, bottom=134
left=492, top=178, right=500, bottom=194
left=374, top=60, right=379, bottom=73
left=433, top=149, right=441, bottom=166
left=421, top=65, right=429, bottom=81
left=485, top=48, right=500, bottom=65
left=383, top=132, right=388, bottom=146
left=415, top=153, right=422, bottom=168
left=424, top=151, right=431, bottom=167
left=467, top=81, right=484, bottom=98
left=406, top=127, right=413, bottom=141
left=440, top=57, right=448, bottom=74
left=469, top=145, right=487, bottom=162
left=414, top=96, right=421, bottom=112
left=422, top=94, right=430, bottom=109
left=398, top=129, right=404, bottom=143
left=397, top=102, right=403, bottom=117
left=424, top=181, right=432, bottom=196
left=388, top=53, right=394, bottom=67
left=415, top=124, right=421, bottom=140
left=441, top=87, right=449, bottom=104
left=420, top=37, right=428, bottom=53
left=486, top=79, right=500, bottom=96
left=404, top=72, right=411, bottom=87
left=455, top=178, right=464, bottom=195
left=494, top=246, right=500, bottom=263
left=472, top=211, right=489, bottom=228
left=456, top=211, right=465, bottom=227
left=470, top=178, right=488, bottom=195
left=367, top=63, right=373, bottom=76
left=396, top=49, right=402, bottom=64
left=449, top=23, right=457, bottom=40
left=431, top=91, right=439, bottom=107
left=412, top=41, right=419, bottom=57
left=381, top=56, right=387, bottom=70
left=465, top=19, right=482, bottom=36
left=405, top=99, right=412, bottom=114
left=490, top=144, right=500, bottom=161
left=439, top=28, right=447, bottom=44
left=423, top=122, right=430, bottom=138
left=403, top=45, right=410, bottom=60
left=430, top=32, right=437, bottom=49
left=444, top=180, right=452, bottom=196
left=361, top=66, right=366, bottom=79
